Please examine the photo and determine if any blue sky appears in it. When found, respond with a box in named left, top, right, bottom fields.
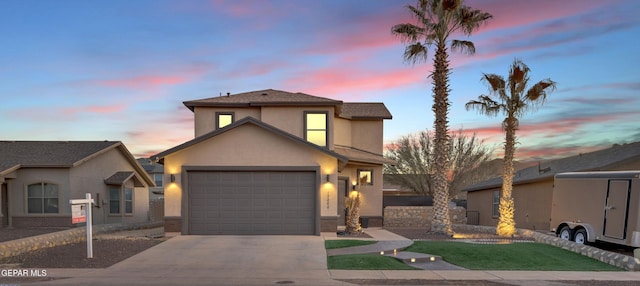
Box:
left=1, top=0, right=639, bottom=162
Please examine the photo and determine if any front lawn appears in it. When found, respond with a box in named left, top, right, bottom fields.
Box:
left=405, top=241, right=623, bottom=271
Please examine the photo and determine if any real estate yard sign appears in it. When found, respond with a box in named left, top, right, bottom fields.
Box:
left=70, top=193, right=94, bottom=258
left=71, top=205, right=86, bottom=224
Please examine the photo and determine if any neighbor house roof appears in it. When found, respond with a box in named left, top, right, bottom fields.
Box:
left=339, top=103, right=392, bottom=120
left=150, top=117, right=349, bottom=169
left=463, top=141, right=640, bottom=192
left=183, top=89, right=343, bottom=110
left=0, top=141, right=154, bottom=186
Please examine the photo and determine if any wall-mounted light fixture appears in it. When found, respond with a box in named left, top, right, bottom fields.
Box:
left=170, top=174, right=175, bottom=183
left=326, top=174, right=330, bottom=183
left=352, top=181, right=357, bottom=190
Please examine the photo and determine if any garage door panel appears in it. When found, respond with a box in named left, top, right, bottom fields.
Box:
left=188, top=171, right=316, bottom=235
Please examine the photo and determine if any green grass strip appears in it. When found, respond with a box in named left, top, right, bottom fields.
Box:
left=327, top=253, right=419, bottom=270
left=325, top=239, right=377, bottom=249
left=405, top=241, right=623, bottom=271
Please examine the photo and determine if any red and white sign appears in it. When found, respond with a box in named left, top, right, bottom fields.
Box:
left=71, top=204, right=86, bottom=224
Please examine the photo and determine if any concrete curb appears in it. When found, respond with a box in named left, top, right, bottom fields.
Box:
left=0, top=221, right=163, bottom=259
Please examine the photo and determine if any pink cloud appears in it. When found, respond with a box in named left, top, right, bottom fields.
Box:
left=96, top=75, right=187, bottom=89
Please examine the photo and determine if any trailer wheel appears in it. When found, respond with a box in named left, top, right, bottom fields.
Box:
left=559, top=226, right=573, bottom=241
left=574, top=229, right=587, bottom=244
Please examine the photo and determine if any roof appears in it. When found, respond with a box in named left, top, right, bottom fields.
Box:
left=463, top=141, right=640, bottom=192
left=183, top=89, right=393, bottom=120
left=0, top=141, right=154, bottom=187
left=339, top=103, right=392, bottom=120
left=334, top=145, right=395, bottom=166
left=136, top=158, right=164, bottom=173
left=183, top=89, right=342, bottom=111
left=150, top=117, right=349, bottom=167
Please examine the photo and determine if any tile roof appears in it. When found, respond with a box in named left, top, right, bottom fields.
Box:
left=339, top=103, right=392, bottom=119
left=0, top=141, right=120, bottom=171
left=183, top=89, right=342, bottom=110
left=464, top=141, right=640, bottom=192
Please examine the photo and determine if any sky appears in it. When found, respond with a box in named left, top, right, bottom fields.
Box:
left=1, top=0, right=639, bottom=162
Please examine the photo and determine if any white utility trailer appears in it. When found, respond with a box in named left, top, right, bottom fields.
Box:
left=550, top=171, right=640, bottom=247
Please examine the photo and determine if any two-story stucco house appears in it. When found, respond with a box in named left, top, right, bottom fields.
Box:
left=151, top=89, right=393, bottom=235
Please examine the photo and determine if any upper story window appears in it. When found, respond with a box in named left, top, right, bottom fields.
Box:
left=216, top=112, right=235, bottom=129
left=27, top=182, right=59, bottom=214
left=305, top=111, right=328, bottom=147
left=153, top=173, right=163, bottom=187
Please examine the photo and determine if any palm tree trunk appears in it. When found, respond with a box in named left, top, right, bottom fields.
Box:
left=497, top=116, right=517, bottom=236
left=430, top=42, right=452, bottom=236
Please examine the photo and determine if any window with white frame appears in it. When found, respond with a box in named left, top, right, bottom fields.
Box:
left=27, top=182, right=59, bottom=214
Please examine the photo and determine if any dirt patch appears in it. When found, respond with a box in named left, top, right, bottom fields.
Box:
left=0, top=237, right=166, bottom=269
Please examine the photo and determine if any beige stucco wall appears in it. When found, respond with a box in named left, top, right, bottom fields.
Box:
left=466, top=180, right=553, bottom=231
left=338, top=165, right=383, bottom=217
left=334, top=118, right=352, bottom=147
left=193, top=107, right=261, bottom=137
left=351, top=120, right=384, bottom=154
left=163, top=123, right=343, bottom=219
left=70, top=148, right=150, bottom=224
left=7, top=168, right=70, bottom=219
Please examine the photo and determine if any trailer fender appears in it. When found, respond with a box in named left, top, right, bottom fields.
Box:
left=564, top=222, right=596, bottom=243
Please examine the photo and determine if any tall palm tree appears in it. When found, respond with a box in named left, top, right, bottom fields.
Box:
left=392, top=0, right=492, bottom=235
left=465, top=59, right=556, bottom=236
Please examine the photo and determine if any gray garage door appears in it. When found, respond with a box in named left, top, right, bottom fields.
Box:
left=188, top=171, right=316, bottom=235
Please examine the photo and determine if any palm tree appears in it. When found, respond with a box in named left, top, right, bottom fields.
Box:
left=465, top=59, right=557, bottom=236
left=392, top=0, right=492, bottom=235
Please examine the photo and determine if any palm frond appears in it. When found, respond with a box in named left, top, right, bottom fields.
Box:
left=451, top=40, right=475, bottom=55
left=457, top=6, right=493, bottom=35
left=525, top=78, right=557, bottom=108
left=403, top=43, right=429, bottom=64
left=482, top=73, right=505, bottom=93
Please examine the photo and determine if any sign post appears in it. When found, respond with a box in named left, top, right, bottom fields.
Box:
left=70, top=193, right=94, bottom=258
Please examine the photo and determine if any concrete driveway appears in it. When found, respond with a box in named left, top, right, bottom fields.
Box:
left=41, top=235, right=348, bottom=285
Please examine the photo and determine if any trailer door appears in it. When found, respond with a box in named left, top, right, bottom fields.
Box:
left=603, top=180, right=631, bottom=239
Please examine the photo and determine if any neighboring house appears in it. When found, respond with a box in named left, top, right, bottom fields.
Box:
left=137, top=158, right=165, bottom=200
left=151, top=89, right=393, bottom=235
left=464, top=142, right=640, bottom=231
left=0, top=141, right=154, bottom=228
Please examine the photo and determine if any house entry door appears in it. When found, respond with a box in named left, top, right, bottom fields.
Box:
left=337, top=178, right=348, bottom=226
left=603, top=180, right=631, bottom=240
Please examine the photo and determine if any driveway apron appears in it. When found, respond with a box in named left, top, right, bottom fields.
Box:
left=41, top=235, right=344, bottom=285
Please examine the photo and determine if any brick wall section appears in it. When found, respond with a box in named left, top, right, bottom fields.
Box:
left=455, top=224, right=640, bottom=271
left=383, top=206, right=467, bottom=227
left=0, top=221, right=163, bottom=259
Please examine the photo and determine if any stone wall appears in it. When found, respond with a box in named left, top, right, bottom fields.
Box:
left=454, top=224, right=640, bottom=271
left=0, top=221, right=163, bottom=259
left=383, top=206, right=466, bottom=228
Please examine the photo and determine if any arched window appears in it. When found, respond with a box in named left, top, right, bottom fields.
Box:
left=27, top=182, right=59, bottom=214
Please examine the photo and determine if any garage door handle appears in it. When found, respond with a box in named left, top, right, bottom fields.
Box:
left=605, top=205, right=616, bottom=210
